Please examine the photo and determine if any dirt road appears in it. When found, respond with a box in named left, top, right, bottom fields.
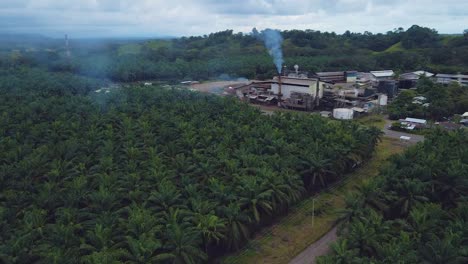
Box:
left=189, top=81, right=249, bottom=94
left=288, top=121, right=424, bottom=264
left=288, top=226, right=338, bottom=264
left=383, top=120, right=424, bottom=144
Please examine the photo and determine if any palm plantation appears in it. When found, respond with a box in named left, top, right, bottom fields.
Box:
left=0, top=69, right=382, bottom=262
left=319, top=129, right=468, bottom=263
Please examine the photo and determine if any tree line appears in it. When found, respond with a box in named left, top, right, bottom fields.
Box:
left=1, top=25, right=468, bottom=82
left=388, top=77, right=468, bottom=120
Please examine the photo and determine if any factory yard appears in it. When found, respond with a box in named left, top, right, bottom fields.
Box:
left=188, top=80, right=249, bottom=94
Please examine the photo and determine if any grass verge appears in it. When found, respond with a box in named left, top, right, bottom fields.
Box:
left=222, top=137, right=406, bottom=264
left=355, top=114, right=386, bottom=129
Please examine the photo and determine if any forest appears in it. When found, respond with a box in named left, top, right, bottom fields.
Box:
left=318, top=129, right=468, bottom=263
left=0, top=68, right=382, bottom=263
left=388, top=77, right=468, bottom=120
left=1, top=25, right=468, bottom=82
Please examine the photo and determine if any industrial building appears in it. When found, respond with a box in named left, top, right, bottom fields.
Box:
left=232, top=67, right=393, bottom=115
left=316, top=71, right=357, bottom=84
left=435, top=73, right=468, bottom=86
left=377, top=80, right=398, bottom=98
left=370, top=70, right=395, bottom=80
left=399, top=117, right=428, bottom=130
left=270, top=76, right=326, bottom=100
left=399, top=71, right=434, bottom=89
left=400, top=71, right=434, bottom=80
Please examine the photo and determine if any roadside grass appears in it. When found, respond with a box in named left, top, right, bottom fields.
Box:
left=222, top=137, right=405, bottom=264
left=356, top=114, right=386, bottom=129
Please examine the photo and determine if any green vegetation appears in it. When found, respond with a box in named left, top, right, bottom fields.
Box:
left=355, top=115, right=386, bottom=130
left=223, top=137, right=405, bottom=264
left=318, top=129, right=468, bottom=263
left=383, top=42, right=404, bottom=53
left=388, top=78, right=468, bottom=120
left=0, top=68, right=382, bottom=263
left=2, top=25, right=468, bottom=83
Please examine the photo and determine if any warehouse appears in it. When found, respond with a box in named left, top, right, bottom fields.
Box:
left=270, top=76, right=326, bottom=100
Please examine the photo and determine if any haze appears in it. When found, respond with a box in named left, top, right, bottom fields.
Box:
left=1, top=0, right=467, bottom=38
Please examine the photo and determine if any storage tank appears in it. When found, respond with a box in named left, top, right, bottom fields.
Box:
left=378, top=94, right=388, bottom=106
left=377, top=80, right=398, bottom=98
left=333, top=108, right=354, bottom=120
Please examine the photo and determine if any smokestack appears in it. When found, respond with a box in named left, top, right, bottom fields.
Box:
left=315, top=78, right=320, bottom=106
left=278, top=69, right=282, bottom=107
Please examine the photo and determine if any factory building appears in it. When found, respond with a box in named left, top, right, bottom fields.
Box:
left=435, top=73, right=468, bottom=86
left=399, top=71, right=434, bottom=89
left=270, top=76, right=326, bottom=100
left=377, top=80, right=398, bottom=98
left=316, top=71, right=357, bottom=84
left=370, top=70, right=395, bottom=81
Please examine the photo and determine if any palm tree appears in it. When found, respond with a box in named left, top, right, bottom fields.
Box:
left=419, top=237, right=461, bottom=264
left=219, top=203, right=251, bottom=251
left=121, top=234, right=171, bottom=264
left=394, top=178, right=429, bottom=217
left=148, top=180, right=182, bottom=212
left=235, top=177, right=273, bottom=223
left=347, top=210, right=386, bottom=257
left=194, top=214, right=225, bottom=253
left=336, top=192, right=366, bottom=226
left=163, top=209, right=207, bottom=264
left=300, top=153, right=335, bottom=191
left=328, top=239, right=359, bottom=264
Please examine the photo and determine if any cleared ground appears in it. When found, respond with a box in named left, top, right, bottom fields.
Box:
left=189, top=81, right=249, bottom=94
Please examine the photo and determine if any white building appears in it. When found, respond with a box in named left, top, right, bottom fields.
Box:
left=435, top=73, right=468, bottom=86
left=399, top=117, right=427, bottom=130
left=400, top=71, right=434, bottom=80
left=370, top=70, right=395, bottom=80
left=270, top=76, right=326, bottom=100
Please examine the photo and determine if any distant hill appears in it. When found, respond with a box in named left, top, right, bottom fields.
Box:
left=1, top=25, right=467, bottom=81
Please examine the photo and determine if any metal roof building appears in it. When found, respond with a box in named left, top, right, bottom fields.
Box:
left=370, top=70, right=395, bottom=79
left=435, top=73, right=468, bottom=86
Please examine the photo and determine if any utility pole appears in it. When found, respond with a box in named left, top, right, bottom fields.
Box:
left=311, top=198, right=315, bottom=227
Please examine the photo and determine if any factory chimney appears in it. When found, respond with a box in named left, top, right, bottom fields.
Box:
left=277, top=67, right=283, bottom=107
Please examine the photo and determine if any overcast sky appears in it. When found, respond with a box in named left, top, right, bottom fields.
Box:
left=1, top=0, right=467, bottom=38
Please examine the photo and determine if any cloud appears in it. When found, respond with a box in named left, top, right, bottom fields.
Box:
left=0, top=0, right=466, bottom=37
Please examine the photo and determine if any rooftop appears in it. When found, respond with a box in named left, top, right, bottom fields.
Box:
left=405, top=117, right=427, bottom=124
left=436, top=73, right=468, bottom=78
left=370, top=70, right=395, bottom=78
left=413, top=70, right=434, bottom=77
left=316, top=71, right=345, bottom=77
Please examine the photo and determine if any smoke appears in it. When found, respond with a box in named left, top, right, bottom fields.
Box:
left=252, top=28, right=284, bottom=73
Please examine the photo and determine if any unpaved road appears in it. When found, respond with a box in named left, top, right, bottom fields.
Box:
left=383, top=120, right=424, bottom=144
left=288, top=120, right=424, bottom=264
left=190, top=81, right=249, bottom=94
left=288, top=226, right=338, bottom=264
